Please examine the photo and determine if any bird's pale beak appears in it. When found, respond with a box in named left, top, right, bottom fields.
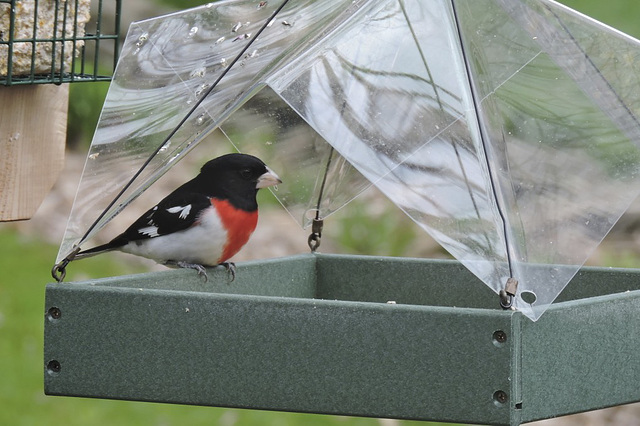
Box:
left=256, top=167, right=282, bottom=189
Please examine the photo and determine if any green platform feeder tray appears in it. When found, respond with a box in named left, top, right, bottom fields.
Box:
left=44, top=253, right=640, bottom=426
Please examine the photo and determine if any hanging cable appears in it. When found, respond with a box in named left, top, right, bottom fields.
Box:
left=52, top=0, right=293, bottom=282
left=308, top=146, right=334, bottom=252
left=449, top=1, right=517, bottom=308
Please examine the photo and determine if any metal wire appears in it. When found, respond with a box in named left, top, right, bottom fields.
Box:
left=307, top=147, right=334, bottom=251
left=449, top=0, right=517, bottom=308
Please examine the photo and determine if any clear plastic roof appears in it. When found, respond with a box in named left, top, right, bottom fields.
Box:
left=57, top=0, right=640, bottom=320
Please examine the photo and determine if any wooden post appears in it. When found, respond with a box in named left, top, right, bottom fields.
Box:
left=0, top=84, right=68, bottom=221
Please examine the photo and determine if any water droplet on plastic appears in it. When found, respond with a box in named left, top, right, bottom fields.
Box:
left=220, top=57, right=228, bottom=67
left=215, top=36, right=225, bottom=45
left=189, top=67, right=206, bottom=79
left=88, top=152, right=99, bottom=160
left=273, top=185, right=279, bottom=192
left=195, top=83, right=210, bottom=98
left=159, top=141, right=171, bottom=152
left=134, top=32, right=149, bottom=52
left=267, top=19, right=275, bottom=28
left=188, top=26, right=198, bottom=38
left=205, top=2, right=214, bottom=7
left=233, top=33, right=251, bottom=42
left=196, top=114, right=207, bottom=125
left=232, top=22, right=242, bottom=32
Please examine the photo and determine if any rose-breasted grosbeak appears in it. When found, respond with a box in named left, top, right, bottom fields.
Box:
left=75, top=153, right=281, bottom=280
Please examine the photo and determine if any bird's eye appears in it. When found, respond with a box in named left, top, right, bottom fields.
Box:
left=240, top=168, right=252, bottom=179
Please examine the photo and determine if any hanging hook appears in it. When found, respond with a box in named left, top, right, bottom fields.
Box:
left=308, top=218, right=323, bottom=252
left=307, top=145, right=333, bottom=252
left=51, top=247, right=81, bottom=283
left=499, top=277, right=518, bottom=309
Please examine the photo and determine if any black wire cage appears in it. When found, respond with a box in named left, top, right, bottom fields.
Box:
left=0, top=0, right=121, bottom=85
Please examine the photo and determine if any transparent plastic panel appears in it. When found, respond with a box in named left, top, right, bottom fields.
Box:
left=57, top=0, right=368, bottom=263
left=268, top=0, right=512, bottom=291
left=455, top=0, right=640, bottom=319
left=57, top=0, right=640, bottom=321
left=219, top=86, right=372, bottom=227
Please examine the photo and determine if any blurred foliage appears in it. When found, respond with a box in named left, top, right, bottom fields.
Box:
left=328, top=197, right=425, bottom=258
left=157, top=0, right=209, bottom=10
left=560, top=0, right=640, bottom=39
left=67, top=80, right=110, bottom=149
left=593, top=247, right=640, bottom=269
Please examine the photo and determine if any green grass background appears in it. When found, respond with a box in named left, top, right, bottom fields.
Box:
left=2, top=0, right=640, bottom=425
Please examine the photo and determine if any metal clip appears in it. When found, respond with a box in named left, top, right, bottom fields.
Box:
left=499, top=277, right=518, bottom=309
left=307, top=218, right=323, bottom=252
left=51, top=247, right=81, bottom=282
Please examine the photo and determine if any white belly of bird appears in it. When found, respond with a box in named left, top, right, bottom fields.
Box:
left=121, top=207, right=227, bottom=266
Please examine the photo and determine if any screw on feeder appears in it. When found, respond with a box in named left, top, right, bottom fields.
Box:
left=46, top=359, right=62, bottom=375
left=493, top=390, right=509, bottom=406
left=47, top=307, right=62, bottom=321
left=492, top=330, right=507, bottom=345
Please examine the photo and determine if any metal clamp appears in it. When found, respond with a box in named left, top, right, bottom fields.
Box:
left=51, top=247, right=81, bottom=283
left=307, top=218, right=323, bottom=252
left=499, top=277, right=518, bottom=309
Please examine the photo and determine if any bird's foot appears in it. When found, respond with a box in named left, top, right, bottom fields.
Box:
left=219, top=262, right=236, bottom=282
left=171, top=261, right=209, bottom=282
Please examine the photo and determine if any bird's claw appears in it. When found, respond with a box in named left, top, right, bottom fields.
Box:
left=165, top=260, right=234, bottom=283
left=220, top=262, right=236, bottom=282
left=175, top=261, right=209, bottom=282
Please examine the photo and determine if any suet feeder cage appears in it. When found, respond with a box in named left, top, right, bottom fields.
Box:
left=0, top=0, right=121, bottom=85
left=45, top=0, right=640, bottom=425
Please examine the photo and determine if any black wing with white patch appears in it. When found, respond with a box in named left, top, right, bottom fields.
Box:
left=114, top=192, right=213, bottom=244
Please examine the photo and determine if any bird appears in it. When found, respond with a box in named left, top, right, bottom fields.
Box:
left=74, top=153, right=282, bottom=281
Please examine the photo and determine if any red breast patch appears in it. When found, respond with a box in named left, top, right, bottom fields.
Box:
left=211, top=198, right=258, bottom=263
